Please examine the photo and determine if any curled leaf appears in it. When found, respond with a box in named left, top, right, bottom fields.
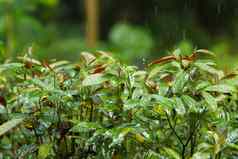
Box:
left=148, top=55, right=177, bottom=67
left=80, top=52, right=96, bottom=65
left=194, top=49, right=215, bottom=56
left=82, top=73, right=108, bottom=86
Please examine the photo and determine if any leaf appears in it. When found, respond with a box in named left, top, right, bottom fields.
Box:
left=192, top=152, right=210, bottom=159
left=195, top=81, right=211, bottom=91
left=201, top=92, right=217, bottom=111
left=194, top=49, right=215, bottom=56
left=30, top=78, right=47, bottom=89
left=226, top=129, right=238, bottom=144
left=194, top=62, right=224, bottom=79
left=145, top=150, right=163, bottom=159
left=207, top=131, right=226, bottom=155
left=227, top=143, right=238, bottom=150
left=173, top=97, right=186, bottom=115
left=82, top=73, right=108, bottom=86
left=0, top=63, right=23, bottom=72
left=181, top=95, right=199, bottom=113
left=173, top=71, right=189, bottom=93
left=124, top=99, right=142, bottom=111
left=18, top=56, right=41, bottom=65
left=134, top=133, right=145, bottom=143
left=151, top=95, right=175, bottom=111
left=0, top=118, right=24, bottom=136
left=96, top=50, right=115, bottom=60
left=17, top=144, right=38, bottom=158
left=148, top=55, right=177, bottom=67
left=109, top=127, right=134, bottom=148
left=92, top=65, right=106, bottom=74
left=0, top=105, right=6, bottom=114
left=80, top=52, right=96, bottom=65
left=221, top=72, right=238, bottom=80
left=70, top=122, right=102, bottom=133
left=172, top=48, right=182, bottom=58
left=38, top=144, right=52, bottom=159
left=163, top=147, right=181, bottom=159
left=49, top=60, right=69, bottom=69
left=205, top=84, right=236, bottom=93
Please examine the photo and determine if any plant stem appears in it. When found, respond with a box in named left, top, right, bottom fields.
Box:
left=165, top=112, right=184, bottom=146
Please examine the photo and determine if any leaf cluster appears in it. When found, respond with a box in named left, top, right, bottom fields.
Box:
left=0, top=49, right=238, bottom=159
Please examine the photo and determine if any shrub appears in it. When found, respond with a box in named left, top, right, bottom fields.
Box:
left=0, top=49, right=238, bottom=159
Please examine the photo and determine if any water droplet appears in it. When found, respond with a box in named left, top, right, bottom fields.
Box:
left=154, top=6, right=158, bottom=16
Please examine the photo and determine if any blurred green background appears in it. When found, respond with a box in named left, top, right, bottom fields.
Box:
left=0, top=0, right=238, bottom=69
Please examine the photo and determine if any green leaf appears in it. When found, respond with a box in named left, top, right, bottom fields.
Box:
left=202, top=92, right=217, bottom=111
left=80, top=52, right=96, bottom=65
left=172, top=48, right=182, bottom=57
left=181, top=95, right=199, bottom=113
left=226, top=129, right=238, bottom=144
left=0, top=118, right=24, bottom=137
left=194, top=62, right=223, bottom=79
left=192, top=152, right=210, bottom=159
left=70, top=122, right=102, bottom=133
left=0, top=105, right=6, bottom=114
left=163, top=147, right=181, bottom=159
left=205, top=84, right=236, bottom=93
left=194, top=49, right=215, bottom=56
left=0, top=63, right=23, bottom=72
left=82, top=73, right=108, bottom=86
left=195, top=81, right=211, bottom=91
left=17, top=144, right=38, bottom=158
left=151, top=95, right=175, bottom=110
left=173, top=71, right=189, bottom=93
left=174, top=97, right=186, bottom=115
left=145, top=150, right=163, bottom=159
left=124, top=99, right=142, bottom=111
left=227, top=143, right=238, bottom=150
left=38, top=144, right=52, bottom=159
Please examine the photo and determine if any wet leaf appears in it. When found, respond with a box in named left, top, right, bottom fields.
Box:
left=181, top=95, right=199, bottom=113
left=82, top=73, right=108, bottom=86
left=38, top=144, right=52, bottom=159
left=80, top=52, right=96, bottom=65
left=205, top=84, right=236, bottom=93
left=0, top=118, right=24, bottom=136
left=192, top=152, right=210, bottom=159
left=148, top=55, right=177, bottom=67
left=163, top=147, right=181, bottom=159
left=70, top=122, right=102, bottom=133
left=202, top=92, right=217, bottom=111
left=173, top=71, right=189, bottom=93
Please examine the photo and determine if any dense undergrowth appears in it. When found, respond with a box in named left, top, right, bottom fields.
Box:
left=0, top=49, right=238, bottom=159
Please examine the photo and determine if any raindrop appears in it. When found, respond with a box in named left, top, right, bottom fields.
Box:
left=217, top=4, right=222, bottom=15
left=142, top=58, right=146, bottom=65
left=154, top=5, right=158, bottom=16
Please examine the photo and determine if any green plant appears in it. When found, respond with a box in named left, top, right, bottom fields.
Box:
left=0, top=0, right=59, bottom=59
left=0, top=49, right=238, bottom=158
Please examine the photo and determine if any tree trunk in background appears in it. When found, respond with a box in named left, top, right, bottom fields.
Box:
left=85, top=0, right=99, bottom=48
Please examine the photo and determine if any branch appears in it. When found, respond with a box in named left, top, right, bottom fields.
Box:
left=165, top=112, right=184, bottom=146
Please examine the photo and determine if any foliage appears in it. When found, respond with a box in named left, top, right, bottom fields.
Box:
left=0, top=49, right=238, bottom=158
left=109, top=23, right=154, bottom=62
left=0, top=0, right=59, bottom=60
